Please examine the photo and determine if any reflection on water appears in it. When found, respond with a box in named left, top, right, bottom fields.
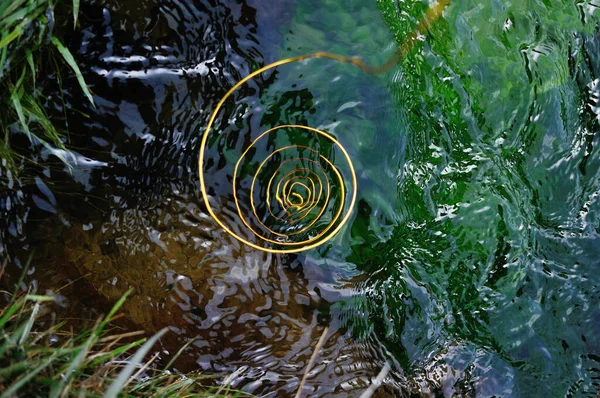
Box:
left=1, top=0, right=407, bottom=396
left=1, top=0, right=600, bottom=396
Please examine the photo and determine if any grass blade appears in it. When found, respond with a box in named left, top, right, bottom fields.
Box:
left=88, top=338, right=145, bottom=368
left=103, top=328, right=168, bottom=398
left=25, top=48, right=36, bottom=86
left=1, top=1, right=43, bottom=28
left=73, top=0, right=80, bottom=26
left=25, top=295, right=56, bottom=303
left=50, top=36, right=95, bottom=107
left=97, top=288, right=133, bottom=334
left=49, top=322, right=99, bottom=398
left=19, top=294, right=54, bottom=345
left=216, top=366, right=247, bottom=396
left=9, top=83, right=31, bottom=140
left=0, top=297, right=25, bottom=330
left=0, top=0, right=27, bottom=20
left=163, top=337, right=197, bottom=371
left=0, top=360, right=40, bottom=378
left=0, top=45, right=7, bottom=76
left=0, top=27, right=22, bottom=50
left=0, top=355, right=58, bottom=398
left=18, top=302, right=40, bottom=345
left=155, top=378, right=194, bottom=396
left=10, top=239, right=33, bottom=300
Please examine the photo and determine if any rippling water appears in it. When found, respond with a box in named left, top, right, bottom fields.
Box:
left=1, top=0, right=600, bottom=396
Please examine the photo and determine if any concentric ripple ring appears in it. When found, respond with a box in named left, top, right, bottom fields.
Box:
left=234, top=125, right=350, bottom=248
left=197, top=0, right=451, bottom=253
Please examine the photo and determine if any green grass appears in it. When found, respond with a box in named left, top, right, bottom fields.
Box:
left=0, top=289, right=255, bottom=397
left=0, top=0, right=93, bottom=168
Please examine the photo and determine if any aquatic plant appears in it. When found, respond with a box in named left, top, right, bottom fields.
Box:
left=344, top=0, right=600, bottom=395
left=0, top=0, right=93, bottom=167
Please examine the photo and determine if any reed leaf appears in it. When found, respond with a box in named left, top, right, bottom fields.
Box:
left=51, top=36, right=95, bottom=107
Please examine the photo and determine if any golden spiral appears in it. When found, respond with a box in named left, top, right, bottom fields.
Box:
left=198, top=0, right=451, bottom=254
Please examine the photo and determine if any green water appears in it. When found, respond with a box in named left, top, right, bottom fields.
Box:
left=359, top=0, right=600, bottom=396
left=1, top=0, right=600, bottom=396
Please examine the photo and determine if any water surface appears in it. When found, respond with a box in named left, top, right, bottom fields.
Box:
left=1, top=0, right=600, bottom=396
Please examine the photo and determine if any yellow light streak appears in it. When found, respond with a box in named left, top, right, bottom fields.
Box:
left=198, top=0, right=451, bottom=253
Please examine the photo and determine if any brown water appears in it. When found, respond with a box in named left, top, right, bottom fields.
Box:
left=0, top=0, right=419, bottom=396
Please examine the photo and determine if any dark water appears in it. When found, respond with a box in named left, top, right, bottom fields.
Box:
left=1, top=0, right=600, bottom=396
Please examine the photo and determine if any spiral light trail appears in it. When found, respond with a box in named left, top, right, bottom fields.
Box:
left=198, top=0, right=451, bottom=253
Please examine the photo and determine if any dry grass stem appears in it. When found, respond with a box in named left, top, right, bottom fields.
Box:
left=359, top=362, right=391, bottom=398
left=294, top=327, right=329, bottom=398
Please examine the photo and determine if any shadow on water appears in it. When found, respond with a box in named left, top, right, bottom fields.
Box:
left=2, top=0, right=600, bottom=397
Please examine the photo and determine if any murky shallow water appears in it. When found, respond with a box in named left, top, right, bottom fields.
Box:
left=1, top=0, right=600, bottom=396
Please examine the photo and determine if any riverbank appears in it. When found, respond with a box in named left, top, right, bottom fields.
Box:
left=0, top=286, right=253, bottom=397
